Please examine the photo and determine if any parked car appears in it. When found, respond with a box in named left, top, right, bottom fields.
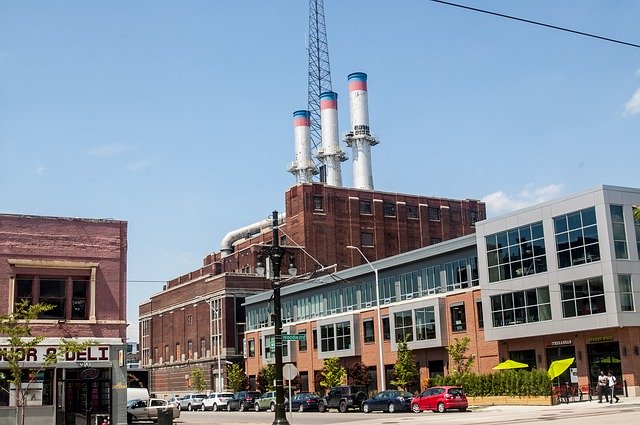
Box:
left=411, top=386, right=468, bottom=413
left=201, top=392, right=234, bottom=411
left=227, top=391, right=261, bottom=411
left=178, top=393, right=207, bottom=411
left=318, top=385, right=367, bottom=413
left=127, top=398, right=181, bottom=423
left=361, top=390, right=413, bottom=413
left=167, top=397, right=181, bottom=410
left=288, top=392, right=320, bottom=412
left=254, top=391, right=277, bottom=411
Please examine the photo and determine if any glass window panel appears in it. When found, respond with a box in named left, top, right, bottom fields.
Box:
left=500, top=265, right=511, bottom=280
left=502, top=293, right=513, bottom=310
left=487, top=251, right=498, bottom=267
left=525, top=289, right=538, bottom=305
left=492, top=312, right=503, bottom=327
left=569, top=229, right=583, bottom=248
left=556, top=233, right=569, bottom=250
left=534, top=256, right=548, bottom=273
left=563, top=300, right=576, bottom=317
left=576, top=298, right=591, bottom=315
left=590, top=277, right=604, bottom=295
left=574, top=280, right=589, bottom=298
left=567, top=212, right=582, bottom=230
left=554, top=217, right=568, bottom=233
left=488, top=267, right=500, bottom=283
left=520, top=226, right=532, bottom=242
left=614, top=241, right=628, bottom=259
left=486, top=235, right=497, bottom=251
left=531, top=222, right=544, bottom=239
left=527, top=306, right=539, bottom=322
left=591, top=295, right=606, bottom=314
left=537, top=287, right=550, bottom=303
left=613, top=222, right=626, bottom=240
left=508, top=229, right=519, bottom=245
left=539, top=304, right=552, bottom=321
left=503, top=309, right=515, bottom=325
left=582, top=208, right=597, bottom=226
left=585, top=244, right=600, bottom=262
left=514, top=308, right=526, bottom=323
left=491, top=295, right=502, bottom=311
left=558, top=251, right=571, bottom=268
left=513, top=292, right=525, bottom=308
left=509, top=245, right=521, bottom=262
left=497, top=232, right=508, bottom=248
left=561, top=283, right=574, bottom=300
left=571, top=247, right=585, bottom=265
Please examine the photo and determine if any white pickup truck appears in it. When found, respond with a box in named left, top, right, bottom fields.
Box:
left=127, top=398, right=181, bottom=423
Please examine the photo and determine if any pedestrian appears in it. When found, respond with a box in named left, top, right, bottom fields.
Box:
left=607, top=371, right=619, bottom=403
left=597, top=371, right=609, bottom=403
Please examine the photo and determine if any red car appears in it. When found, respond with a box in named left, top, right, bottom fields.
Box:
left=411, top=386, right=468, bottom=413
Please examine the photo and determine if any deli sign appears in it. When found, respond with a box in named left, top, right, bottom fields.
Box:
left=0, top=346, right=110, bottom=363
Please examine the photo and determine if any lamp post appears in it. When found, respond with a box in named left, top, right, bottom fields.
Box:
left=346, top=245, right=385, bottom=391
left=256, top=211, right=296, bottom=425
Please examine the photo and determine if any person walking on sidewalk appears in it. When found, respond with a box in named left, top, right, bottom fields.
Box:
left=597, top=371, right=609, bottom=403
left=607, top=371, right=620, bottom=403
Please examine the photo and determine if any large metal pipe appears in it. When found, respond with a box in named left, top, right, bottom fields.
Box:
left=317, top=91, right=346, bottom=187
left=344, top=72, right=379, bottom=190
left=287, top=110, right=316, bottom=183
left=220, top=213, right=286, bottom=257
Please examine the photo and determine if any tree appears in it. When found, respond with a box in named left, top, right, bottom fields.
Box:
left=227, top=363, right=247, bottom=392
left=257, top=364, right=276, bottom=392
left=190, top=368, right=207, bottom=392
left=633, top=205, right=640, bottom=221
left=446, top=336, right=475, bottom=375
left=0, top=301, right=95, bottom=425
left=390, top=339, right=419, bottom=391
left=320, top=357, right=345, bottom=389
left=346, top=361, right=372, bottom=389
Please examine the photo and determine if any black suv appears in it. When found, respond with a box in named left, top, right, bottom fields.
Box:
left=319, top=386, right=367, bottom=413
left=227, top=391, right=261, bottom=412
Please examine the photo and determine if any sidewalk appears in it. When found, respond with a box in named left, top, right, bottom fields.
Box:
left=473, top=394, right=640, bottom=413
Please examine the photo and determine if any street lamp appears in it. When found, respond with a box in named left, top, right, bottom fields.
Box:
left=346, top=245, right=386, bottom=391
left=256, top=211, right=297, bottom=425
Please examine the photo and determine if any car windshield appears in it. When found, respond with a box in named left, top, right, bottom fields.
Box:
left=194, top=394, right=207, bottom=398
left=220, top=393, right=233, bottom=397
left=448, top=388, right=465, bottom=396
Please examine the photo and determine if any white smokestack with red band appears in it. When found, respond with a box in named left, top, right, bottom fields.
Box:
left=287, top=110, right=316, bottom=183
left=317, top=91, right=347, bottom=187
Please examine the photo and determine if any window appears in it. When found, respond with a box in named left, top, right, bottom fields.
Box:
left=430, top=237, right=442, bottom=245
left=394, top=311, right=413, bottom=342
left=444, top=259, right=468, bottom=291
left=363, top=320, right=375, bottom=343
left=379, top=276, right=396, bottom=303
left=164, top=345, right=169, bottom=362
left=187, top=340, right=193, bottom=359
left=248, top=339, right=255, bottom=357
left=415, top=307, right=436, bottom=341
left=176, top=343, right=181, bottom=360
left=265, top=335, right=288, bottom=358
left=187, top=314, right=193, bottom=326
left=282, top=301, right=294, bottom=323
left=313, top=196, right=324, bottom=212
left=383, top=202, right=396, bottom=217
left=470, top=257, right=479, bottom=286
left=428, top=207, right=440, bottom=221
left=360, top=200, right=372, bottom=215
left=476, top=301, right=484, bottom=329
left=312, top=328, right=317, bottom=350
left=618, top=275, right=634, bottom=312
left=407, top=205, right=418, bottom=219
left=342, top=286, right=357, bottom=311
left=16, top=276, right=90, bottom=320
left=320, top=321, right=351, bottom=352
left=360, top=281, right=376, bottom=307
left=490, top=287, right=551, bottom=327
left=469, top=210, right=478, bottom=225
left=420, top=266, right=441, bottom=295
left=298, top=331, right=307, bottom=351
left=554, top=207, right=600, bottom=268
left=610, top=205, right=628, bottom=259
left=200, top=338, right=206, bottom=358
left=327, top=290, right=341, bottom=314
left=361, top=232, right=374, bottom=247
left=561, top=276, right=605, bottom=317
left=399, top=271, right=419, bottom=300
left=450, top=304, right=466, bottom=332
left=486, top=221, right=547, bottom=283
left=382, top=316, right=391, bottom=340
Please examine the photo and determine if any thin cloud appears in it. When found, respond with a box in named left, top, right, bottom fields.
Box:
left=624, top=88, right=640, bottom=115
left=36, top=165, right=45, bottom=174
left=482, top=183, right=565, bottom=216
left=87, top=144, right=133, bottom=157
left=125, top=159, right=154, bottom=171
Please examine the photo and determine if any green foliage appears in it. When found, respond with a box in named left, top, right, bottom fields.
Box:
left=190, top=368, right=207, bottom=392
left=227, top=363, right=248, bottom=392
left=431, top=369, right=552, bottom=397
left=390, top=339, right=419, bottom=391
left=633, top=205, right=640, bottom=221
left=446, top=336, right=475, bottom=375
left=257, top=364, right=276, bottom=392
left=346, top=361, right=372, bottom=388
left=0, top=301, right=96, bottom=425
left=314, top=370, right=327, bottom=396
left=320, top=357, right=345, bottom=389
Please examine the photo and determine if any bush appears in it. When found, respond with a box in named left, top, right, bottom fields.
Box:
left=431, top=369, right=551, bottom=397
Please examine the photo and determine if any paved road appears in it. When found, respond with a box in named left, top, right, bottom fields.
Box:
left=166, top=399, right=640, bottom=425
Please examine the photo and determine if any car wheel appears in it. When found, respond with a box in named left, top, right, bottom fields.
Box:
left=201, top=403, right=206, bottom=411
left=411, top=403, right=421, bottom=413
left=338, top=401, right=347, bottom=413
left=127, top=413, right=133, bottom=424
left=227, top=404, right=232, bottom=412
left=388, top=402, right=396, bottom=413
left=318, top=402, right=327, bottom=413
left=213, top=403, right=218, bottom=412
left=437, top=402, right=446, bottom=413
left=270, top=402, right=276, bottom=412
left=187, top=403, right=192, bottom=411
left=362, top=403, right=370, bottom=413
left=255, top=403, right=260, bottom=412
left=298, top=404, right=305, bottom=412
left=239, top=403, right=245, bottom=412
left=459, top=407, right=467, bottom=412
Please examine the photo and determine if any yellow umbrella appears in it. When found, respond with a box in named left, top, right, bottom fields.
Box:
left=547, top=357, right=575, bottom=380
left=493, top=359, right=529, bottom=370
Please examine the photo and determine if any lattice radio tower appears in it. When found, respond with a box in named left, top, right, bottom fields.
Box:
left=307, top=0, right=332, bottom=182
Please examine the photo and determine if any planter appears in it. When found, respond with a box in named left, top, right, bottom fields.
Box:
left=467, top=396, right=554, bottom=406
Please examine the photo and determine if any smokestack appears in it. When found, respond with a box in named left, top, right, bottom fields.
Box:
left=344, top=72, right=379, bottom=190
left=316, top=91, right=347, bottom=187
left=287, top=110, right=316, bottom=183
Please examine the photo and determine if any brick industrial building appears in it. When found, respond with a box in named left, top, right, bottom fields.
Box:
left=139, top=182, right=484, bottom=397
left=0, top=214, right=128, bottom=425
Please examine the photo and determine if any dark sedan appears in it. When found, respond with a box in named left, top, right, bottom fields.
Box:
left=288, top=393, right=321, bottom=412
left=227, top=391, right=261, bottom=412
left=361, top=390, right=413, bottom=413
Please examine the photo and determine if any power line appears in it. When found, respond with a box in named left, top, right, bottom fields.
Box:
left=429, top=0, right=640, bottom=49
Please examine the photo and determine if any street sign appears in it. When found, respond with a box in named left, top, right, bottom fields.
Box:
left=281, top=333, right=306, bottom=341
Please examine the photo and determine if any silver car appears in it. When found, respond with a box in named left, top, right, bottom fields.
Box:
left=178, top=393, right=207, bottom=411
left=201, top=392, right=234, bottom=411
left=127, top=398, right=181, bottom=423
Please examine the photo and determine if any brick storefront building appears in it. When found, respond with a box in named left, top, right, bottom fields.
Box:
left=0, top=214, right=128, bottom=425
left=139, top=182, right=484, bottom=397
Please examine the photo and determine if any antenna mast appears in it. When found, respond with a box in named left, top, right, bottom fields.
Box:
left=307, top=0, right=332, bottom=182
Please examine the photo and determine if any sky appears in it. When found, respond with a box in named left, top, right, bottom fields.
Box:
left=1, top=1, right=639, bottom=343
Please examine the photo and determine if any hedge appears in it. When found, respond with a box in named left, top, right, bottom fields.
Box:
left=430, top=369, right=552, bottom=397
